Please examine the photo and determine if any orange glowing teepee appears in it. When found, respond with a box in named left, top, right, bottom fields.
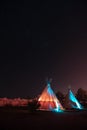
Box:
left=38, top=82, right=64, bottom=111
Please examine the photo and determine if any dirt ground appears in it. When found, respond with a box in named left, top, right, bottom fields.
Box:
left=0, top=108, right=87, bottom=130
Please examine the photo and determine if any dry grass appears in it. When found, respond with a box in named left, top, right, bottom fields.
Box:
left=0, top=107, right=87, bottom=130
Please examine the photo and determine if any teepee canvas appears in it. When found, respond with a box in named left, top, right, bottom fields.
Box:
left=38, top=82, right=64, bottom=111
left=64, top=89, right=83, bottom=110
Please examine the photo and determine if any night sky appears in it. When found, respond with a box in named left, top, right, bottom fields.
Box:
left=0, top=1, right=87, bottom=98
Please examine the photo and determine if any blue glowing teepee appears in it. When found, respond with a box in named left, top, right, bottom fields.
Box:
left=69, top=89, right=83, bottom=109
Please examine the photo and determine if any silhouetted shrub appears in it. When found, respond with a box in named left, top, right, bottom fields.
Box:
left=28, top=99, right=40, bottom=113
left=56, top=91, right=64, bottom=104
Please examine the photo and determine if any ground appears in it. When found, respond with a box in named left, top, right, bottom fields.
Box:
left=0, top=107, right=87, bottom=130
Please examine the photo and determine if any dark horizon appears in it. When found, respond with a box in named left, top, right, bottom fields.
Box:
left=0, top=1, right=87, bottom=98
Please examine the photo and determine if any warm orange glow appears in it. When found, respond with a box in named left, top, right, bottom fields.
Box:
left=0, top=98, right=29, bottom=107
left=38, top=84, right=64, bottom=111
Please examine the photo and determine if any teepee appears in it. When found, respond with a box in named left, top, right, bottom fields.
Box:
left=64, top=88, right=83, bottom=110
left=38, top=82, right=64, bottom=111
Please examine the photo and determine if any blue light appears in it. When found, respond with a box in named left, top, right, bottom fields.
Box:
left=49, top=104, right=63, bottom=113
left=53, top=108, right=64, bottom=113
left=69, top=90, right=83, bottom=109
left=47, top=83, right=54, bottom=95
left=47, top=83, right=64, bottom=112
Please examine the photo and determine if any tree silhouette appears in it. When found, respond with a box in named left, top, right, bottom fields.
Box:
left=56, top=91, right=64, bottom=104
left=76, top=88, right=87, bottom=102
